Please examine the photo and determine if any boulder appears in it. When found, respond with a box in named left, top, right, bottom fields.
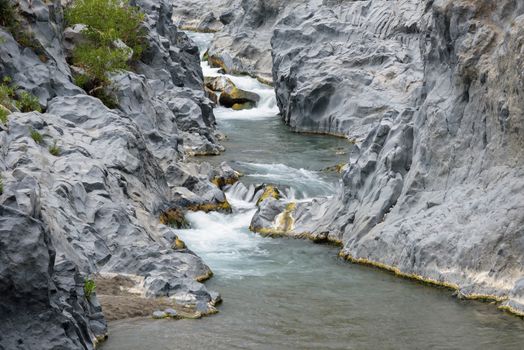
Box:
left=218, top=85, right=260, bottom=110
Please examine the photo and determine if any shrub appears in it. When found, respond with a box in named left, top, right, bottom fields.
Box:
left=72, top=43, right=130, bottom=83
left=84, top=278, right=96, bottom=299
left=65, top=0, right=146, bottom=107
left=30, top=128, right=43, bottom=144
left=48, top=141, right=60, bottom=156
left=16, top=91, right=41, bottom=112
left=65, top=0, right=146, bottom=57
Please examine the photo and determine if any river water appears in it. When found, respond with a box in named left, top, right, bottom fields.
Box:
left=102, top=33, right=524, bottom=350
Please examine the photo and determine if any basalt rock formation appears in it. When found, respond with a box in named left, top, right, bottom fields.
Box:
left=204, top=0, right=524, bottom=315
left=0, top=0, right=228, bottom=348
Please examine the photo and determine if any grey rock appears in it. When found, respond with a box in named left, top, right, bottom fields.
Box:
left=172, top=0, right=240, bottom=33
left=0, top=205, right=105, bottom=350
left=263, top=0, right=524, bottom=315
left=164, top=308, right=178, bottom=317
left=0, top=0, right=228, bottom=348
left=152, top=311, right=167, bottom=319
left=63, top=24, right=88, bottom=58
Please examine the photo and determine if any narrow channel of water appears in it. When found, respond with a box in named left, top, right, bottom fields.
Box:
left=101, top=32, right=524, bottom=350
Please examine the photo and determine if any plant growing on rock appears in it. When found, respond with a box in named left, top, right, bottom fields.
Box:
left=65, top=0, right=147, bottom=107
left=0, top=174, right=3, bottom=195
left=0, top=76, right=16, bottom=110
left=84, top=278, right=96, bottom=300
left=16, top=91, right=41, bottom=113
left=0, top=107, right=8, bottom=125
left=29, top=128, right=43, bottom=144
left=48, top=141, right=61, bottom=156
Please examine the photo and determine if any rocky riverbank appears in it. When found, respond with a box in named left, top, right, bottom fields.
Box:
left=0, top=0, right=236, bottom=348
left=177, top=0, right=524, bottom=317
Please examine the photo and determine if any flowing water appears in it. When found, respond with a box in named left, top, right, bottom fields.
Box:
left=102, top=33, right=524, bottom=350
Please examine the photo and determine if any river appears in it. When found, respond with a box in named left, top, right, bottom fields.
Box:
left=101, top=32, right=524, bottom=350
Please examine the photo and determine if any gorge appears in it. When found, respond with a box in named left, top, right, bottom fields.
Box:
left=1, top=0, right=524, bottom=349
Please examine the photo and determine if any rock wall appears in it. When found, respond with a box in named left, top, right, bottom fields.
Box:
left=241, top=0, right=524, bottom=315
left=0, top=0, right=226, bottom=348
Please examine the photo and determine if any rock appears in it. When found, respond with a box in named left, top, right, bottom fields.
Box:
left=0, top=205, right=106, bottom=349
left=112, top=39, right=134, bottom=61
left=210, top=162, right=241, bottom=189
left=255, top=184, right=281, bottom=205
left=219, top=85, right=260, bottom=110
left=0, top=0, right=229, bottom=347
left=205, top=76, right=236, bottom=92
left=152, top=311, right=167, bottom=319
left=267, top=0, right=524, bottom=315
left=63, top=24, right=88, bottom=58
left=172, top=0, right=240, bottom=32
left=205, top=87, right=218, bottom=105
left=164, top=308, right=178, bottom=317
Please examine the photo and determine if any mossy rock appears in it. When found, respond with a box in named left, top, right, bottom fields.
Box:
left=256, top=185, right=281, bottom=205
left=208, top=55, right=227, bottom=71
left=160, top=208, right=189, bottom=229
left=204, top=76, right=236, bottom=92
left=219, top=86, right=260, bottom=109
left=205, top=87, right=218, bottom=105
left=171, top=238, right=187, bottom=250
left=232, top=102, right=256, bottom=110
left=187, top=200, right=232, bottom=214
left=211, top=173, right=240, bottom=189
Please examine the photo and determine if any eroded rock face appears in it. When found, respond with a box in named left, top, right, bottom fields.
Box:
left=172, top=0, right=239, bottom=33
left=0, top=0, right=227, bottom=348
left=0, top=205, right=105, bottom=349
left=254, top=0, right=524, bottom=315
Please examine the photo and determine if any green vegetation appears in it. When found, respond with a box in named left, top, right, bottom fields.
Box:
left=0, top=108, right=8, bottom=124
left=0, top=0, right=17, bottom=29
left=84, top=278, right=96, bottom=299
left=0, top=76, right=16, bottom=110
left=0, top=77, right=15, bottom=125
left=48, top=141, right=60, bottom=156
left=65, top=0, right=146, bottom=107
left=16, top=91, right=41, bottom=113
left=30, top=128, right=43, bottom=144
left=0, top=76, right=42, bottom=122
left=0, top=174, right=3, bottom=195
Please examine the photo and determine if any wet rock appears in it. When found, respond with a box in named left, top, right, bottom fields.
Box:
left=205, top=76, right=236, bottom=92
left=219, top=85, right=260, bottom=110
left=152, top=311, right=168, bottom=319
left=164, top=308, right=178, bottom=317
left=255, top=184, right=281, bottom=205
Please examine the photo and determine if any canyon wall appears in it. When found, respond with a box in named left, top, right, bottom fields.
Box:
left=200, top=0, right=524, bottom=314
left=0, top=0, right=225, bottom=348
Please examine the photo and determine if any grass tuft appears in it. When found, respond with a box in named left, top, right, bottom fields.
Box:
left=48, top=141, right=61, bottom=156
left=30, top=128, right=43, bottom=144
